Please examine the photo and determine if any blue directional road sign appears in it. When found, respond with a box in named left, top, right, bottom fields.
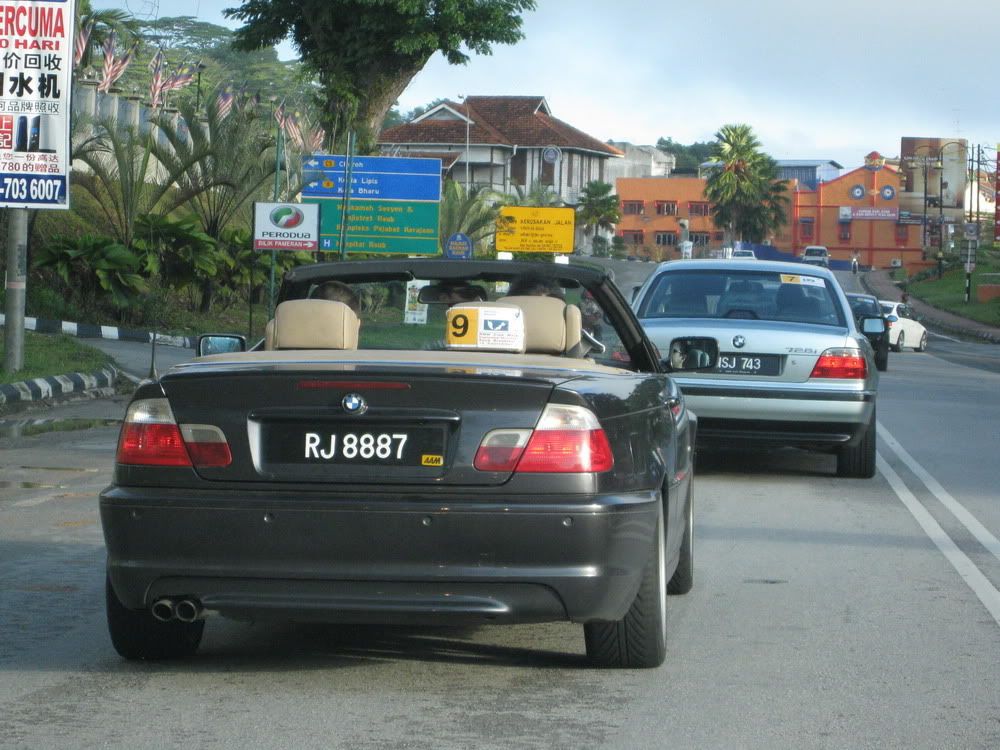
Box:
left=445, top=232, right=474, bottom=259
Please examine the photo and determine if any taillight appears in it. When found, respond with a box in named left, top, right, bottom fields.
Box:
left=116, top=399, right=231, bottom=468
left=474, top=404, right=614, bottom=474
left=810, top=348, right=867, bottom=379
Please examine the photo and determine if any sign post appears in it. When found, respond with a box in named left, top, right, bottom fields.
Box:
left=1, top=0, right=76, bottom=374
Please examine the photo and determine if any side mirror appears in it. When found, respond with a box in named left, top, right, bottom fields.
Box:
left=662, top=336, right=719, bottom=372
left=198, top=334, right=247, bottom=356
left=860, top=317, right=886, bottom=335
left=886, top=315, right=899, bottom=323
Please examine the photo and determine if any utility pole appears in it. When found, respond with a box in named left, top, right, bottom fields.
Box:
left=3, top=209, right=29, bottom=374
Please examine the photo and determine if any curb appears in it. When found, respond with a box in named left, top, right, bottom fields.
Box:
left=0, top=366, right=119, bottom=407
left=0, top=313, right=194, bottom=349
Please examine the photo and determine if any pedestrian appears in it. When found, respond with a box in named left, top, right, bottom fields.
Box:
left=901, top=290, right=909, bottom=304
left=851, top=252, right=859, bottom=275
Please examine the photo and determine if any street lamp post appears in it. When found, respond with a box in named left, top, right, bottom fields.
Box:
left=459, top=94, right=470, bottom=191
left=905, top=150, right=939, bottom=249
left=936, top=141, right=966, bottom=255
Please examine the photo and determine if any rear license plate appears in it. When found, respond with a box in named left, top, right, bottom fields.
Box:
left=716, top=353, right=780, bottom=376
left=264, top=423, right=445, bottom=466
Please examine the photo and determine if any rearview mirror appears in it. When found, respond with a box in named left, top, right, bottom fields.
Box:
left=198, top=334, right=246, bottom=356
left=860, top=317, right=886, bottom=335
left=662, top=336, right=719, bottom=372
left=418, top=283, right=488, bottom=304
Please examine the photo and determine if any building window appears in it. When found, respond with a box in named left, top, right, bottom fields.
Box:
left=688, top=202, right=710, bottom=217
left=691, top=232, right=710, bottom=246
left=839, top=223, right=852, bottom=241
left=895, top=224, right=909, bottom=244
left=655, top=201, right=677, bottom=216
left=800, top=221, right=814, bottom=240
left=655, top=232, right=677, bottom=246
left=713, top=232, right=724, bottom=241
left=622, top=201, right=644, bottom=215
left=621, top=230, right=644, bottom=245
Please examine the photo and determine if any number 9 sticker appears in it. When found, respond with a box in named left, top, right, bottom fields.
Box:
left=446, top=307, right=479, bottom=346
left=445, top=305, right=525, bottom=352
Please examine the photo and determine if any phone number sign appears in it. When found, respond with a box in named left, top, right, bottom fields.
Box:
left=0, top=0, right=75, bottom=209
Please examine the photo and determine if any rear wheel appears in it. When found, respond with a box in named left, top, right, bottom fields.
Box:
left=667, top=482, right=693, bottom=596
left=584, top=504, right=667, bottom=668
left=892, top=331, right=904, bottom=353
left=916, top=332, right=928, bottom=352
left=106, top=575, right=204, bottom=661
left=875, top=347, right=888, bottom=372
left=836, top=411, right=877, bottom=478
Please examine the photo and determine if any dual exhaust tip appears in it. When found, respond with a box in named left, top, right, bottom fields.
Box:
left=151, top=597, right=203, bottom=623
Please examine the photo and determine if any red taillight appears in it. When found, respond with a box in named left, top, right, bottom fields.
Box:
left=117, top=422, right=191, bottom=466
left=474, top=405, right=614, bottom=474
left=517, top=428, right=614, bottom=473
left=810, top=348, right=867, bottom=379
left=116, top=399, right=231, bottom=468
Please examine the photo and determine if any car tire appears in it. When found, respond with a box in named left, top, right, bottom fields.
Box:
left=892, top=331, right=904, bottom=353
left=876, top=348, right=888, bottom=372
left=584, top=503, right=667, bottom=668
left=106, top=574, right=204, bottom=661
left=667, top=482, right=693, bottom=596
left=916, top=332, right=928, bottom=352
left=836, top=410, right=877, bottom=479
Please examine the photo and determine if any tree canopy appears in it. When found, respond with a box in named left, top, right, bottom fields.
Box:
left=225, top=0, right=536, bottom=152
left=702, top=124, right=788, bottom=243
left=656, top=137, right=713, bottom=172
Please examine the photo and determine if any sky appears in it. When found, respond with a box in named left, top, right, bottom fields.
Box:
left=104, top=0, right=1000, bottom=171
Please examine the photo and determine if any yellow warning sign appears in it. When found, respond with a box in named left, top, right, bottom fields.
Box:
left=495, top=206, right=575, bottom=253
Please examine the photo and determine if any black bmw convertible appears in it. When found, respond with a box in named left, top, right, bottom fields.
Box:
left=100, top=259, right=714, bottom=668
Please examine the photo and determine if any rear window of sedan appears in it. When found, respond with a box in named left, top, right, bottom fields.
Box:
left=638, top=270, right=846, bottom=327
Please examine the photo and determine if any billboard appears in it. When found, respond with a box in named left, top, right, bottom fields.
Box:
left=495, top=206, right=575, bottom=253
left=899, top=137, right=967, bottom=212
left=253, top=202, right=320, bottom=250
left=0, top=0, right=76, bottom=209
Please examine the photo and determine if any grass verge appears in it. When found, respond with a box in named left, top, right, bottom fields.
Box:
left=906, top=257, right=1000, bottom=327
left=0, top=331, right=114, bottom=385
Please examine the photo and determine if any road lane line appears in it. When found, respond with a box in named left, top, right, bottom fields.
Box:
left=878, top=421, right=1000, bottom=564
left=877, top=454, right=1000, bottom=627
left=929, top=331, right=961, bottom=342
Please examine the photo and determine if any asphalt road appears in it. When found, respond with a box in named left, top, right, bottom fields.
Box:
left=3, top=311, right=1000, bottom=748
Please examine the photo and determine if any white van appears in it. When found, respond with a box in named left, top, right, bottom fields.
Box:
left=801, top=246, right=830, bottom=267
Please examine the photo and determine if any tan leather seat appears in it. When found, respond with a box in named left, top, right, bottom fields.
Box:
left=499, top=295, right=582, bottom=355
left=272, top=299, right=360, bottom=349
left=264, top=319, right=276, bottom=350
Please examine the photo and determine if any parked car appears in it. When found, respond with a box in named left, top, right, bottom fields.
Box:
left=731, top=248, right=757, bottom=259
left=632, top=259, right=883, bottom=477
left=101, top=259, right=714, bottom=669
left=879, top=300, right=928, bottom=352
left=801, top=246, right=830, bottom=267
left=846, top=293, right=889, bottom=371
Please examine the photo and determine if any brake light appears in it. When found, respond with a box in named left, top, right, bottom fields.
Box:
left=810, top=348, right=867, bottom=379
left=116, top=399, right=231, bottom=468
left=473, top=404, right=614, bottom=474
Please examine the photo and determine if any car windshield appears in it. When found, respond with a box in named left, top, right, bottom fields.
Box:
left=804, top=248, right=826, bottom=257
left=275, top=267, right=634, bottom=369
left=638, top=269, right=846, bottom=326
left=880, top=303, right=895, bottom=315
left=849, top=296, right=880, bottom=317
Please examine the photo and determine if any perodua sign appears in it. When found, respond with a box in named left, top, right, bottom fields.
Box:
left=253, top=202, right=321, bottom=250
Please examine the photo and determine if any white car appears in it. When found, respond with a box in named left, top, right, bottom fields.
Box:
left=731, top=248, right=757, bottom=259
left=879, top=300, right=928, bottom=352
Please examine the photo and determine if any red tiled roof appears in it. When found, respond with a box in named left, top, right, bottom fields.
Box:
left=380, top=96, right=621, bottom=157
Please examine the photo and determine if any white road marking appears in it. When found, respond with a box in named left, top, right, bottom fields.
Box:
left=13, top=496, right=51, bottom=507
left=878, top=422, right=1000, bottom=564
left=929, top=331, right=961, bottom=343
left=877, top=454, right=1000, bottom=627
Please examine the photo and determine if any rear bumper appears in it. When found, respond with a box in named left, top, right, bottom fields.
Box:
left=100, top=486, right=660, bottom=625
left=680, top=386, right=875, bottom=449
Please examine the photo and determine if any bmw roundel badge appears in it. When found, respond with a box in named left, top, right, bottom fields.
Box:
left=342, top=393, right=367, bottom=414
left=732, top=335, right=746, bottom=349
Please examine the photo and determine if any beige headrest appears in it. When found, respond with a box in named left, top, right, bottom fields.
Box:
left=499, top=295, right=582, bottom=355
left=273, top=299, right=360, bottom=349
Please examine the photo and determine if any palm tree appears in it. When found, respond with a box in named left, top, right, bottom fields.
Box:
left=703, top=123, right=785, bottom=245
left=507, top=180, right=563, bottom=207
left=575, top=181, right=621, bottom=254
left=76, top=0, right=141, bottom=72
left=153, top=97, right=278, bottom=311
left=438, top=180, right=501, bottom=256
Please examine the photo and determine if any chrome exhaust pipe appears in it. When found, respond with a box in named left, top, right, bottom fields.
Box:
left=151, top=598, right=176, bottom=622
left=174, top=599, right=203, bottom=623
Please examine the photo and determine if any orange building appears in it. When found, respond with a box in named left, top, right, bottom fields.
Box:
left=616, top=152, right=923, bottom=268
left=615, top=178, right=723, bottom=260
left=776, top=152, right=922, bottom=268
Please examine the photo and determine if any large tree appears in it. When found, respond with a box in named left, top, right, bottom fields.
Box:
left=224, top=0, right=536, bottom=152
left=703, top=124, right=788, bottom=244
left=575, top=181, right=621, bottom=254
